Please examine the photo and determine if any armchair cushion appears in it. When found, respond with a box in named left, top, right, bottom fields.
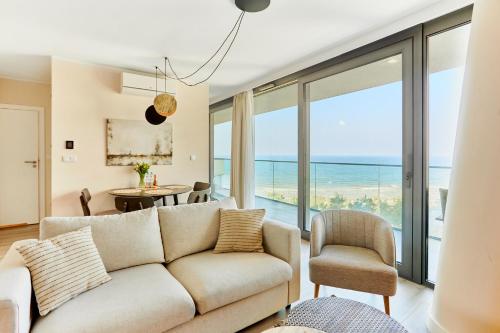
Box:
left=309, top=245, right=397, bottom=296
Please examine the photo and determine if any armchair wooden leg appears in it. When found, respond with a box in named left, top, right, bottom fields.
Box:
left=383, top=296, right=390, bottom=316
left=314, top=284, right=320, bottom=298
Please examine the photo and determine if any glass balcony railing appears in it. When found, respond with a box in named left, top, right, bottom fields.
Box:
left=213, top=158, right=449, bottom=241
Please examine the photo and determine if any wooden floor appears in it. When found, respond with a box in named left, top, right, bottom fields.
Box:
left=0, top=225, right=432, bottom=333
left=0, top=224, right=39, bottom=259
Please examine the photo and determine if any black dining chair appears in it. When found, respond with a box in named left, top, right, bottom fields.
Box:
left=80, top=188, right=121, bottom=216
left=115, top=197, right=156, bottom=213
left=186, top=182, right=211, bottom=204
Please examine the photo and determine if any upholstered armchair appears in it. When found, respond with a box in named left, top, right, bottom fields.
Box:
left=309, top=209, right=397, bottom=315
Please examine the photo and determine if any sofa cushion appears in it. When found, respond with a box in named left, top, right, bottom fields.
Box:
left=309, top=245, right=398, bottom=296
left=16, top=226, right=111, bottom=316
left=167, top=250, right=292, bottom=314
left=31, top=264, right=195, bottom=333
left=158, top=197, right=237, bottom=263
left=40, top=207, right=165, bottom=272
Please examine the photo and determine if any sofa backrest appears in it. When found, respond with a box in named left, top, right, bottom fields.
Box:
left=158, top=197, right=237, bottom=263
left=40, top=207, right=165, bottom=272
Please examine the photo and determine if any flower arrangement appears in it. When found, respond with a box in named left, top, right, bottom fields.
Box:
left=133, top=162, right=150, bottom=187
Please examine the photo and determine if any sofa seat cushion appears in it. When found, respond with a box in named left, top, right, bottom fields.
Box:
left=167, top=251, right=292, bottom=314
left=31, top=264, right=195, bottom=333
left=309, top=245, right=397, bottom=296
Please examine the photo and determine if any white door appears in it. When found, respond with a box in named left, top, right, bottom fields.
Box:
left=0, top=107, right=39, bottom=226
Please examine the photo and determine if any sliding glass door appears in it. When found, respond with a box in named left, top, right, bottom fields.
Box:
left=254, top=84, right=299, bottom=226
left=299, top=40, right=414, bottom=277
left=210, top=106, right=232, bottom=199
left=425, top=23, right=471, bottom=283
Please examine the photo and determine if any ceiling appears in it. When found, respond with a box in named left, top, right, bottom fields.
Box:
left=0, top=0, right=472, bottom=102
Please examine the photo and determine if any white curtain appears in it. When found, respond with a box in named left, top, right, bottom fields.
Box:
left=230, top=90, right=255, bottom=209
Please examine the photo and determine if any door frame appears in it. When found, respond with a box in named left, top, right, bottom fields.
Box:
left=297, top=39, right=416, bottom=279
left=0, top=104, right=45, bottom=224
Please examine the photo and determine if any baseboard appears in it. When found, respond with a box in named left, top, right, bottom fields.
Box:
left=427, top=313, right=448, bottom=333
left=0, top=223, right=28, bottom=229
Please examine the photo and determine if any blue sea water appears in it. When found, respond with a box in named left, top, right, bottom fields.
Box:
left=213, top=155, right=452, bottom=204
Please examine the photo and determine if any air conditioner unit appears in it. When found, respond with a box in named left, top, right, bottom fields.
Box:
left=121, top=72, right=176, bottom=97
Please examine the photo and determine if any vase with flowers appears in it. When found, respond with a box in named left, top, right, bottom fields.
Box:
left=133, top=162, right=150, bottom=188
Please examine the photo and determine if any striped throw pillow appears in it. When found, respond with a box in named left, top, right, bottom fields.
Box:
left=16, top=226, right=111, bottom=316
left=213, top=208, right=266, bottom=253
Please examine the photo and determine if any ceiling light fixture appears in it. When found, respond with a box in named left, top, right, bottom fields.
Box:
left=146, top=0, right=270, bottom=124
left=159, top=0, right=270, bottom=87
left=145, top=64, right=176, bottom=125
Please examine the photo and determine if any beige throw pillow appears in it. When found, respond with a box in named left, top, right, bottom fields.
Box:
left=16, top=226, right=111, bottom=316
left=213, top=208, right=266, bottom=253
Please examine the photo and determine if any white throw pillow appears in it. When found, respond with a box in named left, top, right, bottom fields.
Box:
left=40, top=207, right=164, bottom=272
left=16, top=226, right=111, bottom=316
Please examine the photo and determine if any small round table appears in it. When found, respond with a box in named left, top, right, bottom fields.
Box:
left=281, top=296, right=408, bottom=333
left=108, top=184, right=192, bottom=206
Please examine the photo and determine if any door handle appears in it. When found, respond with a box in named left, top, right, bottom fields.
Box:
left=24, top=160, right=38, bottom=168
left=405, top=172, right=413, bottom=188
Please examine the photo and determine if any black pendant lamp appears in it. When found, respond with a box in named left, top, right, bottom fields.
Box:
left=145, top=105, right=166, bottom=125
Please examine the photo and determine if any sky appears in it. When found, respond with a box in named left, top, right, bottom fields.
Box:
left=214, top=68, right=464, bottom=167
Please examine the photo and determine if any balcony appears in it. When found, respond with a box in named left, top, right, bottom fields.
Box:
left=213, top=158, right=448, bottom=281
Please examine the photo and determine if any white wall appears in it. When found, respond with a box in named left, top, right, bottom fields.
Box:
left=429, top=0, right=500, bottom=332
left=51, top=59, right=209, bottom=216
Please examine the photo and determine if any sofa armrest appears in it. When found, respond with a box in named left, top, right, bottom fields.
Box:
left=262, top=219, right=301, bottom=304
left=0, top=241, right=35, bottom=333
left=310, top=213, right=326, bottom=258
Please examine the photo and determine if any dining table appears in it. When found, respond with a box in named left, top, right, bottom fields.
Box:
left=108, top=184, right=192, bottom=206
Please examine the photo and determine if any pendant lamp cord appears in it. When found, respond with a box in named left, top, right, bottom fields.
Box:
left=161, top=11, right=245, bottom=86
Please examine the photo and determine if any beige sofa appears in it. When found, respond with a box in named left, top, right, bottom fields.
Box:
left=0, top=198, right=301, bottom=333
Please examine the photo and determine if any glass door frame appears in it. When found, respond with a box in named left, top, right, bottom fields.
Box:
left=297, top=39, right=416, bottom=279
left=422, top=7, right=472, bottom=288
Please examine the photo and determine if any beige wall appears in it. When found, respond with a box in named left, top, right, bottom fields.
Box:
left=0, top=77, right=52, bottom=216
left=51, top=59, right=209, bottom=216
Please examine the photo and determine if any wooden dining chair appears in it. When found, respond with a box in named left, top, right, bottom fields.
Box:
left=80, top=188, right=121, bottom=216
left=114, top=197, right=156, bottom=213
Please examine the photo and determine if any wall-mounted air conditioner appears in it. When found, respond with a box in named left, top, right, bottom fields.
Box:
left=121, top=72, right=176, bottom=96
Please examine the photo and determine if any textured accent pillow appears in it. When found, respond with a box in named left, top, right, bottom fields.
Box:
left=16, top=226, right=111, bottom=316
left=213, top=208, right=266, bottom=253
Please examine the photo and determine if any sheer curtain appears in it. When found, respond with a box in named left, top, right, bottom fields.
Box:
left=230, top=90, right=255, bottom=208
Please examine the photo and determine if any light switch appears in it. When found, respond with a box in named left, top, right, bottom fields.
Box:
left=190, top=154, right=197, bottom=161
left=62, top=155, right=77, bottom=163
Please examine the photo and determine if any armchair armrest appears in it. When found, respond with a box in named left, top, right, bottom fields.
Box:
left=373, top=219, right=396, bottom=267
left=0, top=241, right=35, bottom=333
left=262, top=219, right=301, bottom=304
left=310, top=213, right=326, bottom=258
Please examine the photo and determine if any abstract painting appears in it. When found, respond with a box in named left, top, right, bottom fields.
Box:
left=106, top=119, right=173, bottom=166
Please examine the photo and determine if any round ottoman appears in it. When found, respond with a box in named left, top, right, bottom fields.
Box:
left=281, top=296, right=408, bottom=333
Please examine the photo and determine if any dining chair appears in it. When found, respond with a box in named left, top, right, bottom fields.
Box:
left=80, top=188, right=121, bottom=216
left=309, top=209, right=398, bottom=315
left=114, top=196, right=156, bottom=213
left=439, top=188, right=448, bottom=221
left=186, top=182, right=211, bottom=204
